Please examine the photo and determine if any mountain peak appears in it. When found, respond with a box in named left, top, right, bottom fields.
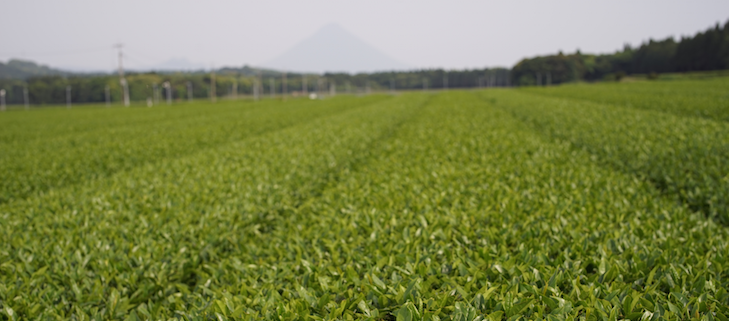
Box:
left=263, top=23, right=410, bottom=74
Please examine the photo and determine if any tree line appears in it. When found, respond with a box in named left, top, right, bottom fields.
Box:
left=324, top=68, right=510, bottom=92
left=512, top=20, right=729, bottom=85
left=0, top=68, right=510, bottom=106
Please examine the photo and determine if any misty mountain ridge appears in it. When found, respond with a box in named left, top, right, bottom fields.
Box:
left=0, top=59, right=70, bottom=79
left=0, top=58, right=298, bottom=80
left=263, top=23, right=411, bottom=73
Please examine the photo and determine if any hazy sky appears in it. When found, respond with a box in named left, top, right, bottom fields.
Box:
left=1, top=0, right=728, bottom=72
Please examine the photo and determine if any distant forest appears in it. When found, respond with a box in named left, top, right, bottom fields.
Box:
left=1, top=20, right=728, bottom=105
left=513, top=20, right=729, bottom=85
left=0, top=68, right=510, bottom=106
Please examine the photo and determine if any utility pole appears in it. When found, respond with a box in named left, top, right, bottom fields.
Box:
left=66, top=85, right=71, bottom=108
left=120, top=79, right=129, bottom=107
left=232, top=79, right=238, bottom=100
left=23, top=86, right=29, bottom=110
left=282, top=72, right=287, bottom=101
left=153, top=83, right=159, bottom=105
left=270, top=78, right=275, bottom=99
left=252, top=79, right=257, bottom=101
left=187, top=81, right=193, bottom=102
left=0, top=89, right=5, bottom=111
left=163, top=81, right=171, bottom=105
left=105, top=85, right=110, bottom=107
left=257, top=71, right=262, bottom=100
left=114, top=44, right=130, bottom=107
left=253, top=77, right=259, bottom=101
left=210, top=68, right=216, bottom=103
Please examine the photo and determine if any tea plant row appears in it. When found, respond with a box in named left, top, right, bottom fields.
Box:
left=489, top=90, right=729, bottom=225
left=1, top=90, right=726, bottom=320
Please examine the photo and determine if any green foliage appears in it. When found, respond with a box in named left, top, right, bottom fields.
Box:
left=489, top=78, right=729, bottom=223
left=512, top=19, right=729, bottom=85
left=519, top=76, right=729, bottom=121
left=0, top=86, right=727, bottom=320
left=0, top=95, right=387, bottom=205
left=631, top=38, right=678, bottom=74
left=674, top=21, right=729, bottom=72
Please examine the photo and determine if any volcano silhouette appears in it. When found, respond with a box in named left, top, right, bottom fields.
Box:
left=263, top=23, right=411, bottom=73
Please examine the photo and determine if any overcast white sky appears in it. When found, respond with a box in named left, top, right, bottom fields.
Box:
left=1, top=0, right=728, bottom=72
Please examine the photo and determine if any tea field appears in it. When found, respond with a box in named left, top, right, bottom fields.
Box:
left=1, top=79, right=728, bottom=320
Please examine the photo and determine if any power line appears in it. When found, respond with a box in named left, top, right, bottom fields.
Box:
left=120, top=54, right=152, bottom=67
left=0, top=45, right=167, bottom=72
left=121, top=49, right=165, bottom=66
left=0, top=46, right=112, bottom=57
